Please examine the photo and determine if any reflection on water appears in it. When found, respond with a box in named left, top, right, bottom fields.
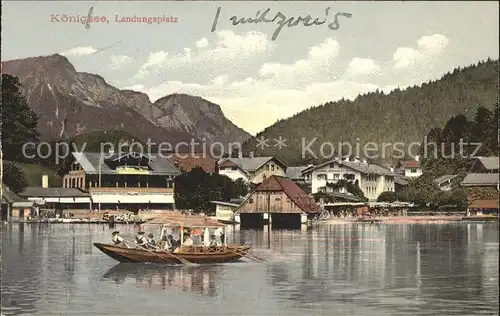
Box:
left=1, top=222, right=498, bottom=315
left=102, top=263, right=218, bottom=296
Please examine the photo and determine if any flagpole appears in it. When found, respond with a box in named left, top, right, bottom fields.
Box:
left=98, top=153, right=102, bottom=212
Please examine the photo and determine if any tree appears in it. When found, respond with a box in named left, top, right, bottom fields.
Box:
left=174, top=167, right=248, bottom=212
left=377, top=191, right=397, bottom=202
left=1, top=74, right=40, bottom=162
left=2, top=161, right=28, bottom=193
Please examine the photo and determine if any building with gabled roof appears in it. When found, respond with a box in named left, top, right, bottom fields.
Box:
left=395, top=156, right=423, bottom=178
left=302, top=157, right=395, bottom=201
left=470, top=156, right=499, bottom=173
left=235, top=175, right=320, bottom=227
left=218, top=156, right=287, bottom=184
left=58, top=151, right=181, bottom=210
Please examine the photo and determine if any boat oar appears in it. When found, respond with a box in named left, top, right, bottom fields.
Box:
left=226, top=247, right=265, bottom=262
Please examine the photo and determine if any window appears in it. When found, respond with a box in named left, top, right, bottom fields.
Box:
left=333, top=174, right=340, bottom=180
left=249, top=198, right=254, bottom=204
left=266, top=165, right=270, bottom=171
left=271, top=164, right=275, bottom=171
left=263, top=174, right=267, bottom=181
left=410, top=168, right=417, bottom=173
left=317, top=174, right=327, bottom=180
left=319, top=187, right=326, bottom=193
left=231, top=167, right=237, bottom=170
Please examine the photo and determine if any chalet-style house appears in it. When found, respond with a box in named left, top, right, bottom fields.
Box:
left=167, top=153, right=217, bottom=174
left=54, top=150, right=181, bottom=210
left=461, top=157, right=499, bottom=216
left=218, top=156, right=287, bottom=184
left=235, top=175, right=320, bottom=227
left=395, top=156, right=423, bottom=178
left=302, top=157, right=395, bottom=201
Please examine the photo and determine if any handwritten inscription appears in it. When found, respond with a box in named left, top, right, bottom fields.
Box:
left=211, top=7, right=353, bottom=40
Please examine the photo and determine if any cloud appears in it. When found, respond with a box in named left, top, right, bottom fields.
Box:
left=258, top=38, right=340, bottom=87
left=127, top=33, right=451, bottom=135
left=196, top=38, right=208, bottom=48
left=393, top=34, right=449, bottom=69
left=109, top=54, right=134, bottom=70
left=347, top=57, right=381, bottom=76
left=134, top=30, right=274, bottom=79
left=60, top=46, right=97, bottom=56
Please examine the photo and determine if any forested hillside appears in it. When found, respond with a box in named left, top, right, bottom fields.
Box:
left=242, top=59, right=499, bottom=165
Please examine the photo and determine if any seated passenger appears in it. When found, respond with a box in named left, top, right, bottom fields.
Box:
left=111, top=231, right=124, bottom=245
left=135, top=231, right=147, bottom=248
left=183, top=235, right=194, bottom=246
left=147, top=233, right=156, bottom=249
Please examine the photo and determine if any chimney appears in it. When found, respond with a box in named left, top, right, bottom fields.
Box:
left=415, top=155, right=420, bottom=162
left=249, top=151, right=254, bottom=158
left=42, top=174, right=49, bottom=188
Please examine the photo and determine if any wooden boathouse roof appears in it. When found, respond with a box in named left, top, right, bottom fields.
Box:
left=238, top=175, right=320, bottom=214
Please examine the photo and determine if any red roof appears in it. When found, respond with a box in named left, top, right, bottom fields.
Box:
left=469, top=199, right=499, bottom=210
left=218, top=159, right=238, bottom=168
left=399, top=160, right=420, bottom=168
left=254, top=175, right=320, bottom=213
left=168, top=153, right=217, bottom=173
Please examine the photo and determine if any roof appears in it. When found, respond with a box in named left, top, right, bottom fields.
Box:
left=461, top=173, right=499, bottom=186
left=209, top=201, right=240, bottom=207
left=72, top=152, right=181, bottom=176
left=434, top=174, right=458, bottom=185
left=473, top=156, right=499, bottom=171
left=145, top=213, right=225, bottom=227
left=218, top=156, right=287, bottom=172
left=398, top=160, right=421, bottom=168
left=1, top=182, right=25, bottom=204
left=167, top=153, right=217, bottom=173
left=18, top=187, right=90, bottom=197
left=324, top=192, right=362, bottom=202
left=394, top=176, right=409, bottom=186
left=302, top=159, right=394, bottom=176
left=286, top=166, right=309, bottom=180
left=250, top=175, right=320, bottom=213
left=468, top=199, right=499, bottom=210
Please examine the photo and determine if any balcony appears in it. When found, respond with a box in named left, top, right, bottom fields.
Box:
left=89, top=187, right=174, bottom=194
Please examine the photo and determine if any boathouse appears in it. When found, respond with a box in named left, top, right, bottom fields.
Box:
left=461, top=172, right=499, bottom=216
left=235, top=175, right=320, bottom=228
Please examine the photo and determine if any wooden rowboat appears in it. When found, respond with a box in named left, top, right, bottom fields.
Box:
left=93, top=243, right=251, bottom=264
left=94, top=213, right=254, bottom=264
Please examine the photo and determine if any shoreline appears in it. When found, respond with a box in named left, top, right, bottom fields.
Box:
left=317, top=215, right=498, bottom=224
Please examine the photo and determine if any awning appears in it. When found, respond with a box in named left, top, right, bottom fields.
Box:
left=26, top=197, right=91, bottom=203
left=12, top=201, right=35, bottom=207
left=91, top=194, right=174, bottom=204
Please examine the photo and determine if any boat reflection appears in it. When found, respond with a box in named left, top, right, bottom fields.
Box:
left=102, top=263, right=218, bottom=296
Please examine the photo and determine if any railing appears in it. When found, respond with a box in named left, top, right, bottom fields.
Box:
left=89, top=187, right=174, bottom=193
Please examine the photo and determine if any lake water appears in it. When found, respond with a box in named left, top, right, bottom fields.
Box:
left=1, top=222, right=498, bottom=315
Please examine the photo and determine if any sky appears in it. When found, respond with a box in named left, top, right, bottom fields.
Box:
left=2, top=1, right=499, bottom=135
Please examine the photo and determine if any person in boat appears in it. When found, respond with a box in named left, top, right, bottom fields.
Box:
left=183, top=234, right=194, bottom=246
left=111, top=231, right=124, bottom=245
left=147, top=233, right=156, bottom=248
left=135, top=231, right=147, bottom=248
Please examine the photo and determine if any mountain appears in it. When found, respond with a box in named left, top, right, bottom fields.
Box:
left=242, top=59, right=499, bottom=165
left=1, top=54, right=251, bottom=146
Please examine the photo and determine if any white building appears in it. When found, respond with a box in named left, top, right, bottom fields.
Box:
left=395, top=156, right=422, bottom=178
left=434, top=174, right=458, bottom=191
left=217, top=156, right=287, bottom=184
left=302, top=158, right=395, bottom=201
